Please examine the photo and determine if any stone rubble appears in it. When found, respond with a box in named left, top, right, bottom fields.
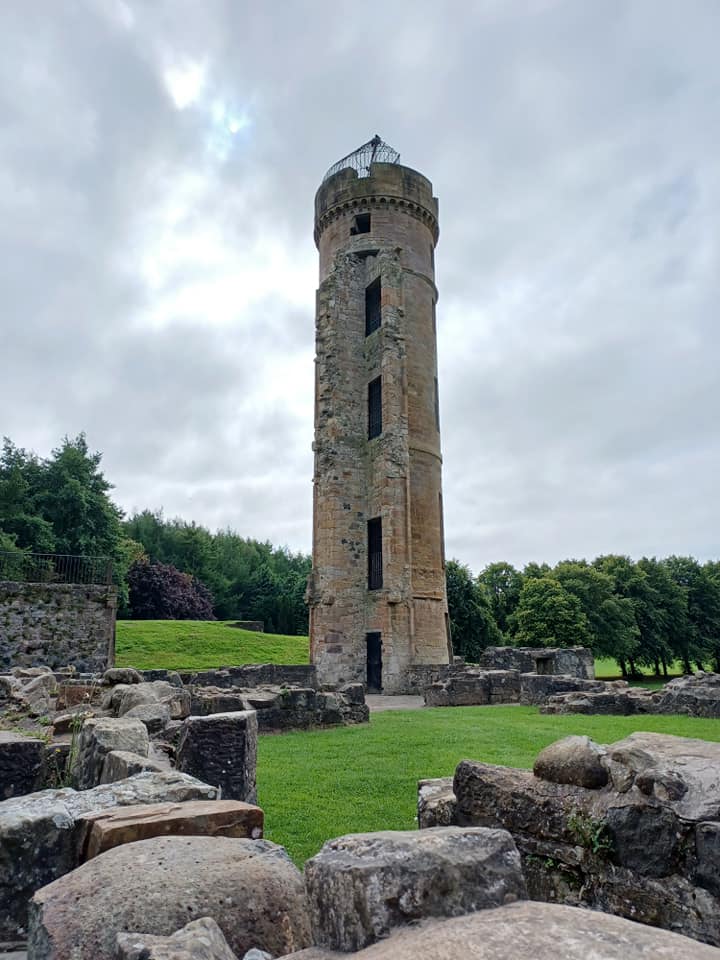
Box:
left=420, top=731, right=720, bottom=946
left=0, top=771, right=219, bottom=940
left=27, top=836, right=312, bottom=960
left=304, top=827, right=527, bottom=952
left=542, top=670, right=720, bottom=717
left=176, top=711, right=258, bottom=804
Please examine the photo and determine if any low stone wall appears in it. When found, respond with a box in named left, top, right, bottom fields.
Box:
left=478, top=645, right=595, bottom=679
left=0, top=582, right=116, bottom=673
left=178, top=664, right=317, bottom=689
left=424, top=670, right=604, bottom=707
left=425, top=670, right=521, bottom=707
left=420, top=732, right=720, bottom=947
left=189, top=683, right=369, bottom=732
left=542, top=672, right=720, bottom=718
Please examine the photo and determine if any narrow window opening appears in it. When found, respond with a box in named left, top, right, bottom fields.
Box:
left=367, top=517, right=383, bottom=590
left=535, top=656, right=553, bottom=676
left=368, top=376, right=382, bottom=440
left=366, top=632, right=382, bottom=691
left=351, top=213, right=371, bottom=236
left=430, top=244, right=435, bottom=269
left=434, top=376, right=440, bottom=431
left=365, top=277, right=381, bottom=336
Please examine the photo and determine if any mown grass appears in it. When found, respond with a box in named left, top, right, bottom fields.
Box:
left=115, top=620, right=309, bottom=671
left=257, top=706, right=720, bottom=866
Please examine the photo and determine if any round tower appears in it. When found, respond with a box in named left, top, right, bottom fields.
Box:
left=307, top=136, right=451, bottom=694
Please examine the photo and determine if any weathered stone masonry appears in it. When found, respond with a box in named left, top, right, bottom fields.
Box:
left=0, top=581, right=116, bottom=672
left=308, top=143, right=451, bottom=693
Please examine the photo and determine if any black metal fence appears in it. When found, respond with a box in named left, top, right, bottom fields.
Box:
left=0, top=551, right=113, bottom=586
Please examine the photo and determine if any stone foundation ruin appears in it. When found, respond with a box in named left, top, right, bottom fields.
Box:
left=419, top=731, right=720, bottom=947
left=2, top=662, right=720, bottom=957
left=421, top=645, right=599, bottom=707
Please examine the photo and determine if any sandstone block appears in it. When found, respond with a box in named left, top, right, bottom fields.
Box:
left=99, top=749, right=166, bottom=784
left=50, top=708, right=94, bottom=736
left=80, top=799, right=264, bottom=859
left=176, top=712, right=257, bottom=803
left=123, top=702, right=171, bottom=735
left=110, top=681, right=191, bottom=720
left=417, top=777, right=456, bottom=828
left=0, top=771, right=218, bottom=940
left=103, top=667, right=142, bottom=686
left=0, top=732, right=46, bottom=800
left=304, top=827, right=526, bottom=951
left=116, top=916, right=238, bottom=960
left=281, top=901, right=720, bottom=959
left=533, top=735, right=609, bottom=789
left=28, top=836, right=311, bottom=960
left=72, top=717, right=149, bottom=789
left=453, top=732, right=720, bottom=945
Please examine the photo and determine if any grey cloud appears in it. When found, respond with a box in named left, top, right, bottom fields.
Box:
left=0, top=0, right=718, bottom=573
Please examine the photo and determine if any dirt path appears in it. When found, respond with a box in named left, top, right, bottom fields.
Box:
left=366, top=695, right=425, bottom=712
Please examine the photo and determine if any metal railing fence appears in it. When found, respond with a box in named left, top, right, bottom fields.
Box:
left=0, top=551, right=113, bottom=585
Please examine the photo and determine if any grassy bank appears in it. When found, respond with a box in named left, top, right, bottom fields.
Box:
left=257, top=706, right=720, bottom=865
left=115, top=620, right=309, bottom=671
left=116, top=622, right=679, bottom=682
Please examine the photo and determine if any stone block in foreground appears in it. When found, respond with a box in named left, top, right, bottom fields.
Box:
left=28, top=836, right=311, bottom=960
left=282, top=901, right=720, bottom=959
left=304, top=827, right=526, bottom=952
left=0, top=771, right=218, bottom=941
left=0, top=732, right=46, bottom=800
left=453, top=731, right=720, bottom=946
left=72, top=717, right=149, bottom=789
left=116, top=916, right=238, bottom=960
left=80, top=799, right=264, bottom=859
left=176, top=711, right=257, bottom=803
left=417, top=777, right=456, bottom=828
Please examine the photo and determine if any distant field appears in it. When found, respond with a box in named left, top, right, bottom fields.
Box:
left=594, top=656, right=683, bottom=687
left=115, top=620, right=309, bottom=671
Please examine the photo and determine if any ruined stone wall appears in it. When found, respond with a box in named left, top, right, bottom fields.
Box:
left=309, top=160, right=449, bottom=693
left=478, top=646, right=595, bottom=679
left=0, top=582, right=116, bottom=672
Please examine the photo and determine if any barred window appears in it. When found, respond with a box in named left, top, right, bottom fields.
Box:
left=365, top=277, right=381, bottom=335
left=367, top=517, right=383, bottom=590
left=368, top=376, right=382, bottom=440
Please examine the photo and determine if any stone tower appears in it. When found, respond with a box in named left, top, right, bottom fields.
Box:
left=307, top=136, right=451, bottom=694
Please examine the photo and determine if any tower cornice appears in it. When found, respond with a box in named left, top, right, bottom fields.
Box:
left=314, top=193, right=439, bottom=248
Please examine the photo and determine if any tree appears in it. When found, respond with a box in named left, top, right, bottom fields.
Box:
left=663, top=556, right=720, bottom=671
left=445, top=560, right=501, bottom=661
left=127, top=560, right=215, bottom=620
left=36, top=435, right=123, bottom=557
left=511, top=576, right=591, bottom=647
left=553, top=560, right=638, bottom=664
left=477, top=562, right=523, bottom=637
left=0, top=440, right=56, bottom=551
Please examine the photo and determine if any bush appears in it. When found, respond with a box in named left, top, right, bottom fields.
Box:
left=127, top=559, right=215, bottom=620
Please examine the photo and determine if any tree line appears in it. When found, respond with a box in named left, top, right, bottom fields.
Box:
left=447, top=556, right=720, bottom=676
left=1, top=434, right=719, bottom=670
left=0, top=436, right=310, bottom=634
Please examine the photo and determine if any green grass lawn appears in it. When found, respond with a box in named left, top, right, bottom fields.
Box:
left=116, top=622, right=682, bottom=682
left=115, top=620, right=309, bottom=671
left=257, top=706, right=720, bottom=866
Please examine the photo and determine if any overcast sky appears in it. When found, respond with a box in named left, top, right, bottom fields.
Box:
left=1, top=0, right=718, bottom=573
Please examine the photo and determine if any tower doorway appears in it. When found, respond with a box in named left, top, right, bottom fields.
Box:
left=366, top=632, right=382, bottom=692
